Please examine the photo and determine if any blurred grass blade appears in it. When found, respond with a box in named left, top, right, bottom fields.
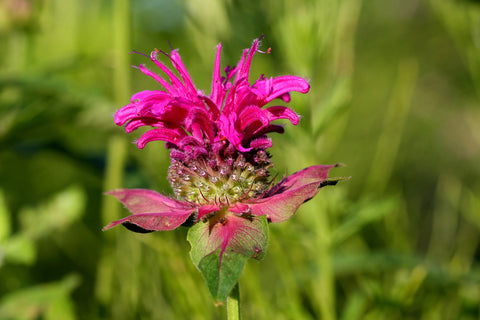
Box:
left=332, top=197, right=398, bottom=246
left=312, top=78, right=351, bottom=137
left=339, top=292, right=367, bottom=320
left=462, top=187, right=480, bottom=230
left=365, top=59, right=418, bottom=194
left=97, top=0, right=131, bottom=310
left=113, top=0, right=131, bottom=104
left=426, top=175, right=462, bottom=262
left=429, top=0, right=480, bottom=99
left=0, top=190, right=11, bottom=242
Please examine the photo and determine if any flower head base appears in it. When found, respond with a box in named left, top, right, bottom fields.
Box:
left=104, top=38, right=343, bottom=303
left=168, top=147, right=273, bottom=206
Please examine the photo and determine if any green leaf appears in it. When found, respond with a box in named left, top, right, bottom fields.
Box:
left=0, top=274, right=80, bottom=320
left=187, top=213, right=269, bottom=303
left=19, top=185, right=85, bottom=240
left=198, top=250, right=249, bottom=304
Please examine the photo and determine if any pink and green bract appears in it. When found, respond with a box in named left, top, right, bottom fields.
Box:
left=104, top=38, right=340, bottom=303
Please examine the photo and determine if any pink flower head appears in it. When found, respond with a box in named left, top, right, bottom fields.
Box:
left=114, top=37, right=309, bottom=153
left=105, top=38, right=342, bottom=302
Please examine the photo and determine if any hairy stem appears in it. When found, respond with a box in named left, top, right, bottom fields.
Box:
left=227, top=283, right=241, bottom=320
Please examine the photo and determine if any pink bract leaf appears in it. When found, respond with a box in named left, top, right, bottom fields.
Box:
left=103, top=189, right=197, bottom=231
left=103, top=212, right=194, bottom=232
left=197, top=205, right=223, bottom=221
left=276, top=164, right=337, bottom=190
left=187, top=213, right=268, bottom=302
left=241, top=165, right=337, bottom=223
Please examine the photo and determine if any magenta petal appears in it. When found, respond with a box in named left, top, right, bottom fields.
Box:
left=142, top=97, right=175, bottom=116
left=184, top=107, right=215, bottom=141
left=245, top=165, right=336, bottom=223
left=237, top=38, right=260, bottom=82
left=125, top=119, right=150, bottom=133
left=178, top=135, right=204, bottom=148
left=210, top=43, right=224, bottom=107
left=114, top=104, right=138, bottom=126
left=131, top=90, right=170, bottom=103
left=169, top=49, right=197, bottom=97
left=238, top=105, right=269, bottom=131
left=138, top=64, right=176, bottom=95
left=254, top=124, right=285, bottom=136
left=137, top=127, right=185, bottom=148
left=279, top=92, right=291, bottom=103
left=265, top=106, right=300, bottom=125
left=218, top=114, right=251, bottom=152
left=230, top=49, right=248, bottom=86
left=113, top=39, right=312, bottom=153
left=200, top=95, right=220, bottom=119
left=257, top=76, right=310, bottom=104
left=149, top=52, right=186, bottom=94
left=249, top=137, right=273, bottom=149
left=103, top=189, right=197, bottom=231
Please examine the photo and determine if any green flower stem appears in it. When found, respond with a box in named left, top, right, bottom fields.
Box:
left=227, top=283, right=241, bottom=320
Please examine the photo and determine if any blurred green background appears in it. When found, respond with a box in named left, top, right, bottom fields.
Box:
left=1, top=0, right=480, bottom=319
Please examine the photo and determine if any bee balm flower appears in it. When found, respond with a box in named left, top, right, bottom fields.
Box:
left=104, top=38, right=340, bottom=302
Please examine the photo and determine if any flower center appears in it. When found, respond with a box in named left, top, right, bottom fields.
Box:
left=167, top=148, right=273, bottom=205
